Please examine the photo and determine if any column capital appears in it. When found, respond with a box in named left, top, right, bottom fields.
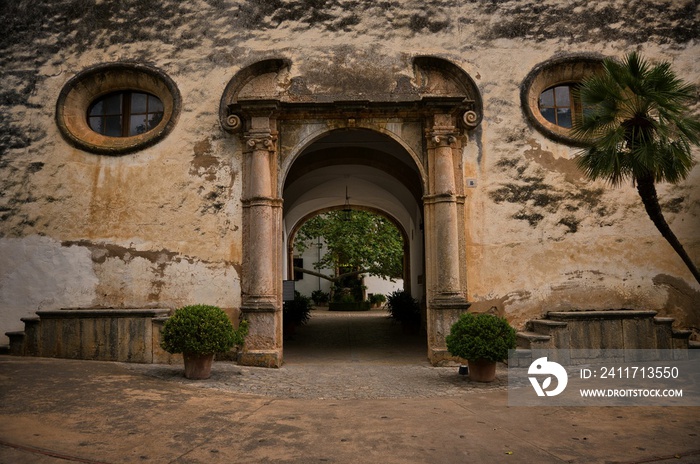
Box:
left=244, top=132, right=278, bottom=153
left=427, top=132, right=459, bottom=149
left=426, top=112, right=461, bottom=149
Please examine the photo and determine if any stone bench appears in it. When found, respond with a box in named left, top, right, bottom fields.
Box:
left=30, top=308, right=172, bottom=363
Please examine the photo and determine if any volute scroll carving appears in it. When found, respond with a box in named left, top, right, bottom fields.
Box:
left=223, top=113, right=242, bottom=132
left=462, top=110, right=478, bottom=128
left=431, top=135, right=458, bottom=147
left=244, top=134, right=278, bottom=152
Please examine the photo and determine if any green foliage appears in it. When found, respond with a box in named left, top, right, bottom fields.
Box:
left=445, top=313, right=516, bottom=363
left=284, top=291, right=312, bottom=326
left=573, top=52, right=700, bottom=187
left=369, top=293, right=387, bottom=305
left=572, top=52, right=700, bottom=284
left=335, top=292, right=356, bottom=304
left=331, top=276, right=365, bottom=303
left=386, top=290, right=420, bottom=326
left=311, top=290, right=329, bottom=305
left=161, top=305, right=248, bottom=355
left=294, top=210, right=404, bottom=281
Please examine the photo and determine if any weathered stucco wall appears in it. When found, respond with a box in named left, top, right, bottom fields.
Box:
left=1, top=0, right=698, bottom=344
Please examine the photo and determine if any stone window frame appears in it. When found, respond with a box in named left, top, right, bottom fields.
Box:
left=521, top=55, right=604, bottom=146
left=56, top=62, right=181, bottom=155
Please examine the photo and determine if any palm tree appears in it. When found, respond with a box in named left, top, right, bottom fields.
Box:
left=573, top=52, right=700, bottom=285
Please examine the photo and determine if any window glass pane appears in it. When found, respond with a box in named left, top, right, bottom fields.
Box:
left=557, top=108, right=572, bottom=128
left=103, top=93, right=122, bottom=115
left=148, top=95, right=164, bottom=112
left=131, top=92, right=148, bottom=113
left=88, top=91, right=165, bottom=137
left=148, top=111, right=164, bottom=129
left=539, top=88, right=554, bottom=107
left=89, top=101, right=103, bottom=116
left=129, top=115, right=148, bottom=135
left=555, top=86, right=570, bottom=106
left=88, top=116, right=103, bottom=133
left=105, top=115, right=122, bottom=136
left=540, top=107, right=556, bottom=124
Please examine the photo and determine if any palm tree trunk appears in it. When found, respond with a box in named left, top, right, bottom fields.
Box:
left=636, top=175, right=700, bottom=285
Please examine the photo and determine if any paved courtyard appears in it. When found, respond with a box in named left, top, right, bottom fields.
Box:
left=130, top=308, right=508, bottom=400
left=1, top=308, right=699, bottom=463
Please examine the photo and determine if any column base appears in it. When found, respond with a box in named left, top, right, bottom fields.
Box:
left=430, top=295, right=471, bottom=311
left=428, top=297, right=471, bottom=367
left=238, top=349, right=283, bottom=368
left=428, top=347, right=461, bottom=366
left=241, top=299, right=278, bottom=313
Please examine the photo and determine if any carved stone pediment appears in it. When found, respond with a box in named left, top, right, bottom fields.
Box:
left=220, top=56, right=482, bottom=132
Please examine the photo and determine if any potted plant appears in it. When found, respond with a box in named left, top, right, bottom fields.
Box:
left=283, top=291, right=312, bottom=337
left=386, top=290, right=421, bottom=330
left=311, top=290, right=330, bottom=306
left=161, top=304, right=248, bottom=380
left=369, top=293, right=386, bottom=308
left=445, top=312, right=516, bottom=382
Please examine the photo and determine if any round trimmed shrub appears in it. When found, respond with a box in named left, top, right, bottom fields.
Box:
left=161, top=305, right=248, bottom=355
left=446, top=312, right=516, bottom=363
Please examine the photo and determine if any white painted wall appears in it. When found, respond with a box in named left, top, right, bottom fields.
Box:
left=0, top=236, right=98, bottom=345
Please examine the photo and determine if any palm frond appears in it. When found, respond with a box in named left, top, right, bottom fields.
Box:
left=572, top=52, right=700, bottom=186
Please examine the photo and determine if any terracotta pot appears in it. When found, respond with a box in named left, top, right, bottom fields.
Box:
left=467, top=359, right=497, bottom=382
left=183, top=352, right=214, bottom=380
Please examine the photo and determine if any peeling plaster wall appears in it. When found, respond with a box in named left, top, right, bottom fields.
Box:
left=1, top=0, right=699, bottom=343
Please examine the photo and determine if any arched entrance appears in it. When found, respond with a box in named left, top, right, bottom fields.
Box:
left=220, top=56, right=483, bottom=367
left=282, top=128, right=422, bottom=299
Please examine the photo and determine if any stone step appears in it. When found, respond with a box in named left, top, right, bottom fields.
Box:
left=672, top=329, right=692, bottom=350
left=530, top=319, right=568, bottom=334
left=689, top=341, right=700, bottom=349
left=672, top=329, right=692, bottom=338
left=516, top=331, right=551, bottom=349
left=510, top=348, right=533, bottom=368
left=653, top=317, right=675, bottom=350
left=5, top=331, right=25, bottom=356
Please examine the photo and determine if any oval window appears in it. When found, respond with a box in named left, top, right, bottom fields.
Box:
left=88, top=91, right=164, bottom=137
left=56, top=63, right=181, bottom=155
left=521, top=55, right=604, bottom=146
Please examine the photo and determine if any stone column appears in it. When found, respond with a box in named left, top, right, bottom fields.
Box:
left=424, top=113, right=470, bottom=365
left=239, top=110, right=283, bottom=368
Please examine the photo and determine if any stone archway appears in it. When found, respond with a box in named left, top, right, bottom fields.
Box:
left=220, top=56, right=482, bottom=367
left=282, top=128, right=422, bottom=307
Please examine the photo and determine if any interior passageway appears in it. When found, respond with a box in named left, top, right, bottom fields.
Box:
left=283, top=308, right=426, bottom=365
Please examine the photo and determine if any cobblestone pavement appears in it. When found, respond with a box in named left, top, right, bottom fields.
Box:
left=127, top=308, right=508, bottom=399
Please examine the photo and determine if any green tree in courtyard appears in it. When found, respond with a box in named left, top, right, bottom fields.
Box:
left=294, top=210, right=404, bottom=286
left=573, top=52, right=700, bottom=285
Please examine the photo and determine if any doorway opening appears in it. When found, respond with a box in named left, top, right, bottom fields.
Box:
left=281, top=128, right=427, bottom=362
